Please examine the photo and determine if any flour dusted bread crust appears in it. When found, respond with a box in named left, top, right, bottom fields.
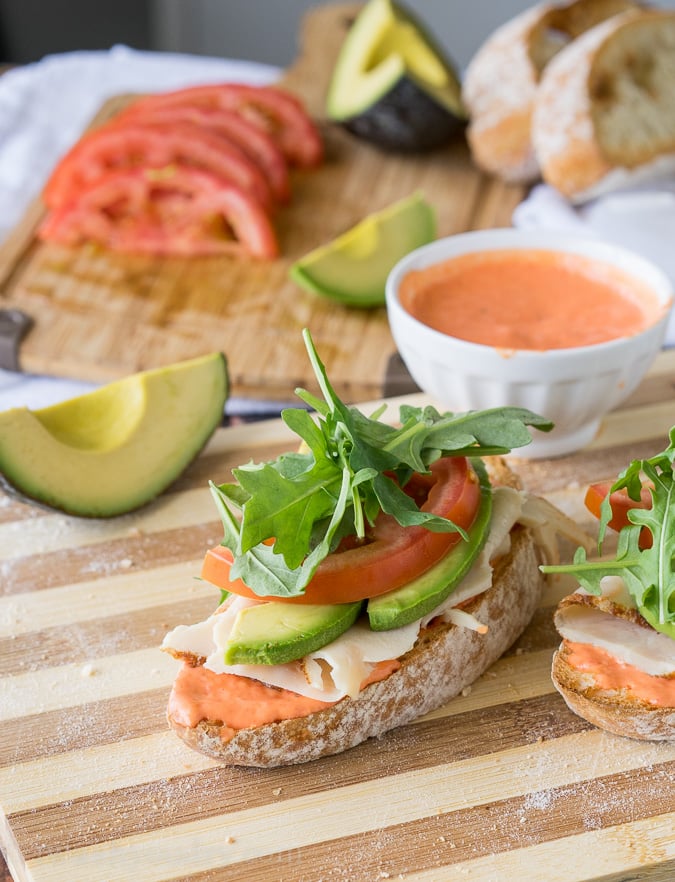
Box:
left=168, top=526, right=545, bottom=767
left=532, top=8, right=675, bottom=200
left=462, top=0, right=640, bottom=182
left=552, top=641, right=675, bottom=741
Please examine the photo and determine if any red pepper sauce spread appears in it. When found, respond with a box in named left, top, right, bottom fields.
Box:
left=169, top=659, right=401, bottom=742
left=564, top=640, right=675, bottom=707
left=399, top=249, right=663, bottom=351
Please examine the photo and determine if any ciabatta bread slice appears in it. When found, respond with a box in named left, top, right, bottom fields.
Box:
left=168, top=526, right=545, bottom=767
left=462, top=0, right=640, bottom=183
left=552, top=590, right=675, bottom=741
left=532, top=8, right=675, bottom=201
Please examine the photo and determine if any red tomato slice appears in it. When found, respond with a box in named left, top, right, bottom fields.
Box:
left=39, top=165, right=279, bottom=259
left=116, top=104, right=291, bottom=203
left=584, top=481, right=653, bottom=548
left=43, top=122, right=274, bottom=212
left=125, top=84, right=323, bottom=168
left=201, top=456, right=481, bottom=604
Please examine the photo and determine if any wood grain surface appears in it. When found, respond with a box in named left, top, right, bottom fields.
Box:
left=0, top=3, right=524, bottom=402
left=2, top=349, right=675, bottom=882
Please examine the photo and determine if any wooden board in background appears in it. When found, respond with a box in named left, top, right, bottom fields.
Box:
left=2, top=350, right=675, bottom=882
left=0, top=3, right=525, bottom=402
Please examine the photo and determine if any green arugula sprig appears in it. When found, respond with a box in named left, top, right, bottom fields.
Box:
left=210, top=328, right=552, bottom=598
left=543, top=428, right=675, bottom=639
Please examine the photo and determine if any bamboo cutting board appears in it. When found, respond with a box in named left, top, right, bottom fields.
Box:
left=0, top=3, right=525, bottom=402
left=2, top=351, right=675, bottom=882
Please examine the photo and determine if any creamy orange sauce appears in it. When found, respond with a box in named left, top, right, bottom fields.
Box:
left=169, top=659, right=401, bottom=742
left=399, top=249, right=662, bottom=351
left=565, top=640, right=675, bottom=707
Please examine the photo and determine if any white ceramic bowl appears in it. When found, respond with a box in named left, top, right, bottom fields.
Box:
left=385, top=228, right=673, bottom=458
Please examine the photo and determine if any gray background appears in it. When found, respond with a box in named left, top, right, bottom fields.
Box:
left=2, top=1, right=674, bottom=68
left=154, top=0, right=675, bottom=69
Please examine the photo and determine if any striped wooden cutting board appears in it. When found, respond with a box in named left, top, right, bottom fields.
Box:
left=2, top=351, right=675, bottom=882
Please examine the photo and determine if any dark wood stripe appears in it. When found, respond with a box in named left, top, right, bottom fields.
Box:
left=0, top=520, right=222, bottom=597
left=0, top=689, right=168, bottom=767
left=9, top=692, right=590, bottom=859
left=168, top=761, right=675, bottom=882
left=512, top=436, right=670, bottom=496
left=0, top=596, right=216, bottom=675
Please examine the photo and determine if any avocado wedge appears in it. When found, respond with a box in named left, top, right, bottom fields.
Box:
left=290, top=192, right=435, bottom=307
left=223, top=600, right=363, bottom=665
left=327, top=0, right=466, bottom=151
left=0, top=353, right=227, bottom=517
left=367, top=460, right=492, bottom=630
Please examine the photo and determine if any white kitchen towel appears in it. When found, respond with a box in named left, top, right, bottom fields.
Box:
left=513, top=182, right=675, bottom=345
left=0, top=45, right=280, bottom=410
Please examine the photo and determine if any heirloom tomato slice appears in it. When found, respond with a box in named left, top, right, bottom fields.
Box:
left=43, top=122, right=274, bottom=212
left=125, top=83, right=323, bottom=167
left=39, top=165, right=279, bottom=259
left=201, top=456, right=482, bottom=604
left=116, top=103, right=291, bottom=203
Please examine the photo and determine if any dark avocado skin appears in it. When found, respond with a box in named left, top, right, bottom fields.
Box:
left=342, top=77, right=466, bottom=152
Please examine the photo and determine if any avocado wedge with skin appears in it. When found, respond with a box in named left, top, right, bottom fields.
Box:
left=290, top=192, right=435, bottom=307
left=0, top=353, right=228, bottom=517
left=327, top=0, right=466, bottom=152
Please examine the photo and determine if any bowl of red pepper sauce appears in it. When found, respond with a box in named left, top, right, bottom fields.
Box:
left=386, top=228, right=673, bottom=458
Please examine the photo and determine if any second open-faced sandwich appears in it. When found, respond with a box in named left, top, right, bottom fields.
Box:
left=545, top=431, right=675, bottom=740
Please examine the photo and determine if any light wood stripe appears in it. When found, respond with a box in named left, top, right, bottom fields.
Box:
left=0, top=486, right=215, bottom=562
left=398, top=814, right=675, bottom=882
left=19, top=735, right=675, bottom=882
left=0, top=559, right=210, bottom=638
left=0, top=646, right=177, bottom=722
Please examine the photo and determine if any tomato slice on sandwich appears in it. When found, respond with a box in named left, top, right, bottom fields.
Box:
left=202, top=455, right=481, bottom=604
left=39, top=165, right=279, bottom=259
left=584, top=481, right=653, bottom=548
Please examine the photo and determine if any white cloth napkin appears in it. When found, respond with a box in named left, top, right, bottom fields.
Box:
left=0, top=45, right=280, bottom=411
left=513, top=182, right=675, bottom=345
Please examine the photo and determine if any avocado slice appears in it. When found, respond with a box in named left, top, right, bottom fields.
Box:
left=0, top=353, right=227, bottom=517
left=289, top=192, right=435, bottom=307
left=223, top=600, right=363, bottom=665
left=367, top=460, right=493, bottom=631
left=327, top=0, right=466, bottom=152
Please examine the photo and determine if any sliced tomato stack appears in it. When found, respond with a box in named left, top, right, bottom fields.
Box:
left=38, top=83, right=323, bottom=259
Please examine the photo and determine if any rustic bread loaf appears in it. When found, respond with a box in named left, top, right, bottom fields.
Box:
left=168, top=526, right=545, bottom=767
left=462, top=0, right=640, bottom=183
left=552, top=640, right=675, bottom=741
left=532, top=8, right=675, bottom=201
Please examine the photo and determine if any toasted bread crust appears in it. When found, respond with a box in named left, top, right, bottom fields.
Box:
left=168, top=526, right=545, bottom=767
left=551, top=641, right=675, bottom=741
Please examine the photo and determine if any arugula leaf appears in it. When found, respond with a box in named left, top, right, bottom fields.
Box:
left=542, top=432, right=675, bottom=639
left=210, top=328, right=552, bottom=598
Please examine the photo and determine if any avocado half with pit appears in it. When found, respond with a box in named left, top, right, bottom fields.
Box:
left=327, top=0, right=466, bottom=152
left=290, top=191, right=435, bottom=307
left=0, top=352, right=228, bottom=517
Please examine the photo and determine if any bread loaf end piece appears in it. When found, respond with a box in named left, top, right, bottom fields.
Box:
left=533, top=9, right=675, bottom=201
left=463, top=0, right=640, bottom=183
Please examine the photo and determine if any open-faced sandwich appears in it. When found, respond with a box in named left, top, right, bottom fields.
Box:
left=162, top=330, right=582, bottom=766
left=545, top=431, right=675, bottom=740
